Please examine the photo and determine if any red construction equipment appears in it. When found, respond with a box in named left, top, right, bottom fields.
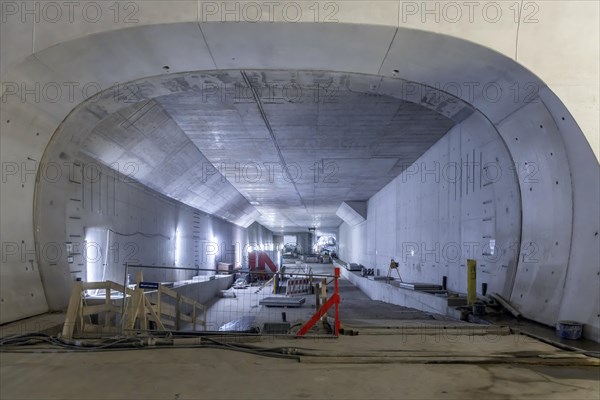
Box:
left=248, top=251, right=278, bottom=280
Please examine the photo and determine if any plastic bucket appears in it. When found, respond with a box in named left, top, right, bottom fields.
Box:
left=556, top=320, right=583, bottom=340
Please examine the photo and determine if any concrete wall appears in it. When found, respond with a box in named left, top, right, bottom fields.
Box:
left=1, top=144, right=272, bottom=322
left=339, top=109, right=599, bottom=340
left=169, top=275, right=235, bottom=309
left=338, top=222, right=368, bottom=266
left=30, top=147, right=273, bottom=319
left=246, top=222, right=274, bottom=248
left=339, top=112, right=520, bottom=295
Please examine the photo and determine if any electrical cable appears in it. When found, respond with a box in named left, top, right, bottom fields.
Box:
left=0, top=333, right=301, bottom=360
left=2, top=333, right=598, bottom=365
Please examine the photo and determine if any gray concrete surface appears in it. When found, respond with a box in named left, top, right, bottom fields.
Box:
left=2, top=335, right=598, bottom=400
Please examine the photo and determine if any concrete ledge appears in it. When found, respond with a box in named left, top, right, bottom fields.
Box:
left=0, top=312, right=66, bottom=338
left=340, top=267, right=459, bottom=318
left=171, top=275, right=235, bottom=306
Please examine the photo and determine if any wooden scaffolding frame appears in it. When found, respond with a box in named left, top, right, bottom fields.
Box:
left=61, top=280, right=207, bottom=339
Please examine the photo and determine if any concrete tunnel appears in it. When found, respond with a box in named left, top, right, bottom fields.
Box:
left=1, top=0, right=599, bottom=351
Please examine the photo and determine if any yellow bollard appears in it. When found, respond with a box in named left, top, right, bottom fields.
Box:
left=467, top=259, right=477, bottom=305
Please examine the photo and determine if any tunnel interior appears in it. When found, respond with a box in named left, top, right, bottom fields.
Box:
left=2, top=4, right=600, bottom=398
left=33, top=68, right=551, bottom=334
left=1, top=21, right=598, bottom=343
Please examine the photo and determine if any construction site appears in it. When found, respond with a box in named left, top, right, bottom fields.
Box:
left=1, top=1, right=599, bottom=399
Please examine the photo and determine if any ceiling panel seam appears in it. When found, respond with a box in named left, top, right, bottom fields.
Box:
left=377, top=27, right=398, bottom=76
left=196, top=21, right=219, bottom=70
left=240, top=70, right=310, bottom=214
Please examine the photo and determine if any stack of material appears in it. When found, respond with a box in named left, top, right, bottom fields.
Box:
left=398, top=282, right=442, bottom=291
left=259, top=297, right=306, bottom=307
left=347, top=263, right=362, bottom=271
left=217, top=262, right=234, bottom=274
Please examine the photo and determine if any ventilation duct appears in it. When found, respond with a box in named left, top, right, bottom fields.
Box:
left=336, top=201, right=367, bottom=226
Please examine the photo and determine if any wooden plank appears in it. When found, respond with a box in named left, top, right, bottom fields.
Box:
left=157, top=284, right=162, bottom=319
left=135, top=271, right=144, bottom=285
left=135, top=273, right=147, bottom=331
left=62, top=281, right=83, bottom=339
left=78, top=296, right=84, bottom=335
left=124, top=289, right=142, bottom=330
left=144, top=297, right=166, bottom=331
left=160, top=285, right=179, bottom=298
left=192, top=306, right=197, bottom=331
left=175, top=294, right=181, bottom=331
left=179, top=314, right=192, bottom=322
left=138, top=291, right=147, bottom=330
left=157, top=303, right=177, bottom=319
left=105, top=287, right=111, bottom=328
left=180, top=296, right=196, bottom=306
left=109, top=281, right=134, bottom=295
left=180, top=295, right=205, bottom=310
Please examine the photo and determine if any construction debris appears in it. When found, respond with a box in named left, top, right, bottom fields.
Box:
left=490, top=293, right=522, bottom=318
left=259, top=297, right=306, bottom=308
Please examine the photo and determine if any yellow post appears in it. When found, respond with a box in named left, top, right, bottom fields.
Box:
left=273, top=273, right=278, bottom=294
left=467, top=259, right=477, bottom=305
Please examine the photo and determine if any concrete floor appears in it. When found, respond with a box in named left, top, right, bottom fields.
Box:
left=2, top=335, right=599, bottom=400
left=204, top=262, right=452, bottom=332
left=2, top=264, right=599, bottom=399
left=203, top=262, right=332, bottom=331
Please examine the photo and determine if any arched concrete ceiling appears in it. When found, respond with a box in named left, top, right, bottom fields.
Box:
left=1, top=2, right=597, bottom=158
left=78, top=70, right=471, bottom=231
left=1, top=19, right=597, bottom=334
